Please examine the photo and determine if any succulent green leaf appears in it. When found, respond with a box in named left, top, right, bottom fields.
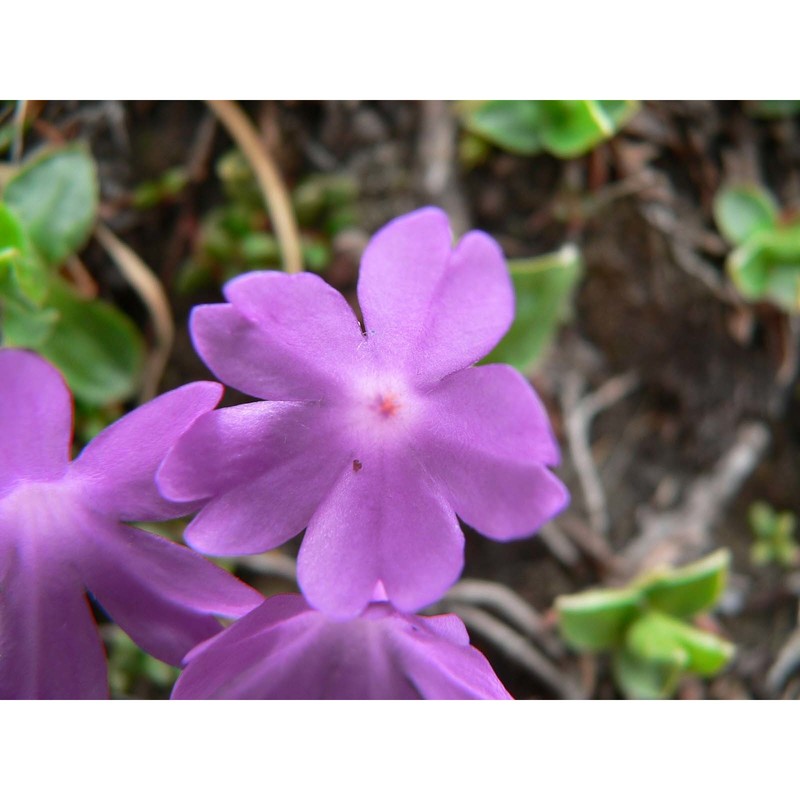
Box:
left=539, top=100, right=638, bottom=159
left=3, top=144, right=98, bottom=266
left=556, top=585, right=642, bottom=652
left=728, top=225, right=800, bottom=312
left=485, top=244, right=583, bottom=372
left=463, top=100, right=638, bottom=159
left=37, top=278, right=144, bottom=406
left=713, top=185, right=778, bottom=246
left=640, top=549, right=730, bottom=618
left=1, top=293, right=58, bottom=347
left=463, top=101, right=545, bottom=156
left=626, top=610, right=735, bottom=677
left=0, top=203, right=49, bottom=305
left=613, top=645, right=685, bottom=700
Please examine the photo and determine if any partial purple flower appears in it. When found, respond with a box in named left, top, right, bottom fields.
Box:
left=172, top=593, right=512, bottom=700
left=159, top=207, right=569, bottom=618
left=0, top=349, right=261, bottom=699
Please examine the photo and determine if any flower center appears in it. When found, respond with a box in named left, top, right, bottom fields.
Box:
left=374, top=393, right=401, bottom=419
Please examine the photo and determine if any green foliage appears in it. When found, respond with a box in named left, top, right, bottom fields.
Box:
left=713, top=185, right=777, bottom=246
left=132, top=166, right=189, bottom=209
left=461, top=100, right=639, bottom=160
left=4, top=144, right=98, bottom=266
left=749, top=501, right=798, bottom=568
left=714, top=183, right=800, bottom=312
left=746, top=100, right=800, bottom=119
left=556, top=549, right=734, bottom=699
left=0, top=143, right=144, bottom=407
left=106, top=627, right=179, bottom=699
left=178, top=150, right=359, bottom=291
left=485, top=244, right=583, bottom=372
left=38, top=279, right=144, bottom=406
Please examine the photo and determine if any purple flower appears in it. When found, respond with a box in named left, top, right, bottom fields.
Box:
left=0, top=349, right=262, bottom=699
left=172, top=593, right=512, bottom=699
left=159, top=207, right=568, bottom=618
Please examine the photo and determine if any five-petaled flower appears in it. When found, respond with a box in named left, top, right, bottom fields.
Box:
left=0, top=349, right=261, bottom=699
left=159, top=207, right=569, bottom=619
left=172, top=593, right=512, bottom=700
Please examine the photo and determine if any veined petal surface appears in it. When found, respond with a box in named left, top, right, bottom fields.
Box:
left=0, top=349, right=72, bottom=493
left=172, top=595, right=512, bottom=700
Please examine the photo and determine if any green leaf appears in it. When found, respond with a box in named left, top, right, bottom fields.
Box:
left=463, top=101, right=545, bottom=156
left=748, top=501, right=777, bottom=540
left=0, top=203, right=49, bottom=305
left=3, top=144, right=98, bottom=266
left=640, top=549, right=730, bottom=618
left=713, top=185, right=778, bottom=246
left=626, top=610, right=735, bottom=677
left=539, top=100, right=638, bottom=159
left=556, top=585, right=642, bottom=652
left=485, top=245, right=582, bottom=372
left=613, top=645, right=685, bottom=700
left=728, top=225, right=800, bottom=311
left=1, top=292, right=58, bottom=347
left=747, top=100, right=800, bottom=119
left=38, top=278, right=144, bottom=406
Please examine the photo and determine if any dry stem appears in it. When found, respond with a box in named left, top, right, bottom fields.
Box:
left=95, top=223, right=174, bottom=402
left=206, top=100, right=303, bottom=274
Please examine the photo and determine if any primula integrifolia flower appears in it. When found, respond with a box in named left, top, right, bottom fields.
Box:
left=172, top=593, right=512, bottom=699
left=159, top=207, right=569, bottom=618
left=0, top=349, right=261, bottom=699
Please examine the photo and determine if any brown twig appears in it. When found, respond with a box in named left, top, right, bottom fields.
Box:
left=205, top=100, right=303, bottom=274
left=237, top=551, right=298, bottom=583
left=562, top=370, right=640, bottom=539
left=417, top=100, right=471, bottom=236
left=11, top=100, right=27, bottom=163
left=440, top=578, right=563, bottom=658
left=447, top=603, right=584, bottom=699
left=620, top=421, right=770, bottom=578
left=94, top=223, right=174, bottom=402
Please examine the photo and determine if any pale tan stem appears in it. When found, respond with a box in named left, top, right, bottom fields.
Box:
left=95, top=223, right=174, bottom=403
left=205, top=100, right=303, bottom=274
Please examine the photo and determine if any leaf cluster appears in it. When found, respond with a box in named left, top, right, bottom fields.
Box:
left=0, top=145, right=143, bottom=406
left=485, top=244, right=583, bottom=372
left=748, top=501, right=798, bottom=568
left=556, top=550, right=735, bottom=699
left=178, top=150, right=358, bottom=292
left=714, top=184, right=800, bottom=313
left=460, top=100, right=639, bottom=160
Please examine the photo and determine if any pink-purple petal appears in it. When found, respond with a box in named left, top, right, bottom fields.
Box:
left=412, top=231, right=514, bottom=382
left=356, top=209, right=514, bottom=380
left=157, top=400, right=330, bottom=501
left=169, top=405, right=351, bottom=556
left=192, top=271, right=364, bottom=401
left=0, top=541, right=107, bottom=699
left=298, top=450, right=464, bottom=618
left=422, top=364, right=560, bottom=466
left=393, top=620, right=513, bottom=700
left=417, top=364, right=568, bottom=540
left=357, top=207, right=454, bottom=361
left=72, top=381, right=223, bottom=521
left=0, top=349, right=72, bottom=493
left=77, top=522, right=261, bottom=665
left=172, top=595, right=511, bottom=700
